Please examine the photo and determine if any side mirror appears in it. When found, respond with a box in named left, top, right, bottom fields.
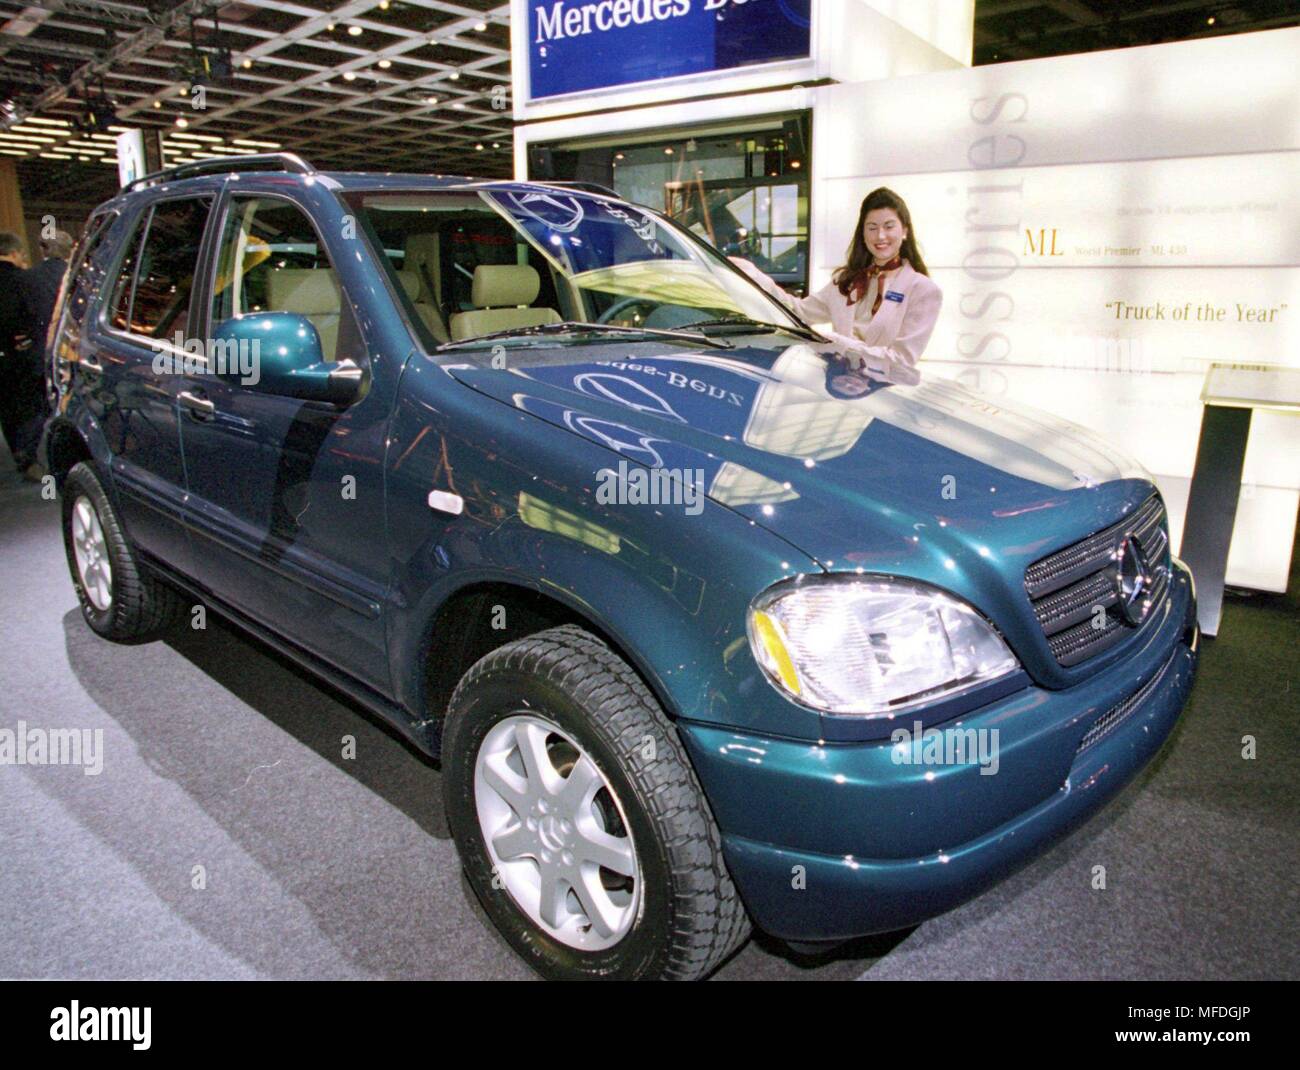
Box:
left=210, top=313, right=362, bottom=405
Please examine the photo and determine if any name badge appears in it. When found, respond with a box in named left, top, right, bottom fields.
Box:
left=884, top=290, right=905, bottom=303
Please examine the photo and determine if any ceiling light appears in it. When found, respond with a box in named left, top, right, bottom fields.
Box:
left=492, top=142, right=500, bottom=149
left=348, top=25, right=362, bottom=36
left=475, top=143, right=483, bottom=150
left=424, top=95, right=439, bottom=105
left=475, top=21, right=487, bottom=31
left=175, top=117, right=188, bottom=127
left=327, top=21, right=335, bottom=31
left=242, top=58, right=252, bottom=69
left=153, top=101, right=162, bottom=108
left=23, top=117, right=68, bottom=126
left=1207, top=15, right=1216, bottom=25
left=343, top=71, right=357, bottom=81
left=451, top=102, right=465, bottom=109
left=449, top=71, right=460, bottom=80
left=378, top=59, right=391, bottom=69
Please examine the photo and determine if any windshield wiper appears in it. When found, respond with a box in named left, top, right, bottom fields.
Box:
left=437, top=320, right=733, bottom=351
left=687, top=316, right=823, bottom=341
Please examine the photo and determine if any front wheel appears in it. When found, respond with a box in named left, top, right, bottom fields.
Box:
left=442, top=624, right=750, bottom=980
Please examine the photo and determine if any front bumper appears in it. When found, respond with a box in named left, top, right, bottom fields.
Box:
left=680, top=561, right=1199, bottom=942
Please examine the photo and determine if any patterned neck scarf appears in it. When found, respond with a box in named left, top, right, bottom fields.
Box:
left=848, top=256, right=903, bottom=315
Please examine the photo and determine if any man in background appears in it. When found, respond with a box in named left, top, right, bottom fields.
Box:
left=28, top=228, right=73, bottom=367
left=20, top=228, right=74, bottom=481
left=0, top=230, right=41, bottom=480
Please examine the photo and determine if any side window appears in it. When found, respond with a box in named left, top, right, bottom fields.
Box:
left=108, top=212, right=148, bottom=332
left=69, top=212, right=116, bottom=287
left=128, top=197, right=213, bottom=341
left=50, top=210, right=115, bottom=345
left=210, top=196, right=345, bottom=362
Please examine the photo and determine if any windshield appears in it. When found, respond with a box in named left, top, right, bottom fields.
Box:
left=343, top=186, right=808, bottom=353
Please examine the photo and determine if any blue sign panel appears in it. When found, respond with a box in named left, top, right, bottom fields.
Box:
left=527, top=0, right=813, bottom=100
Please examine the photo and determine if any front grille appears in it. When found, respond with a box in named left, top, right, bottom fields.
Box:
left=1076, top=651, right=1175, bottom=753
left=1025, top=494, right=1171, bottom=667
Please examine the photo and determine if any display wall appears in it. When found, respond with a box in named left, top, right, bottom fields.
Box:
left=813, top=26, right=1300, bottom=590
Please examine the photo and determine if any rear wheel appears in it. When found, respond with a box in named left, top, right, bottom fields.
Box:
left=62, top=462, right=185, bottom=642
left=442, top=624, right=750, bottom=980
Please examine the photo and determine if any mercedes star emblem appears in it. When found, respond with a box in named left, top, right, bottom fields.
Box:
left=1114, top=534, right=1152, bottom=625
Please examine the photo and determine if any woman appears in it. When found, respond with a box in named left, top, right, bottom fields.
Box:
left=730, top=187, right=942, bottom=370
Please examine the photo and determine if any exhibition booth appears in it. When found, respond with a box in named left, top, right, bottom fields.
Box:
left=509, top=1, right=1299, bottom=616
left=1, top=0, right=1296, bottom=991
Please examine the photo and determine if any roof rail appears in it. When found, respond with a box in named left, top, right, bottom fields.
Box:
left=538, top=180, right=620, bottom=198
left=123, top=152, right=314, bottom=193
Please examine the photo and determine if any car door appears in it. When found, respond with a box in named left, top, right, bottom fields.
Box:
left=84, top=195, right=216, bottom=576
left=176, top=190, right=391, bottom=692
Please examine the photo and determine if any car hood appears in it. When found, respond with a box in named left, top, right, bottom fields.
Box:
left=442, top=335, right=1155, bottom=592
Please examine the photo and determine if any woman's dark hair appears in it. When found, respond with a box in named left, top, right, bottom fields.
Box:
left=822, top=355, right=888, bottom=400
left=832, top=187, right=928, bottom=298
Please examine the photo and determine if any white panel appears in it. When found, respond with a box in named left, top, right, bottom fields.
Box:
left=812, top=27, right=1300, bottom=175
left=809, top=27, right=1300, bottom=591
left=1156, top=476, right=1298, bottom=594
left=917, top=266, right=1300, bottom=375
left=862, top=0, right=973, bottom=65
left=824, top=153, right=1300, bottom=269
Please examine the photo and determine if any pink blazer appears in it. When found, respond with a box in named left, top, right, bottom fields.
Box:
left=733, top=258, right=943, bottom=369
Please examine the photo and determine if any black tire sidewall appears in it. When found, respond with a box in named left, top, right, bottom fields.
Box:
left=444, top=669, right=677, bottom=981
left=61, top=465, right=123, bottom=637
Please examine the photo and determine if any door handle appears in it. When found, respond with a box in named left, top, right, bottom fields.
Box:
left=179, top=390, right=216, bottom=419
left=80, top=359, right=105, bottom=374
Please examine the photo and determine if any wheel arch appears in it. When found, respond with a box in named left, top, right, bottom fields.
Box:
left=43, top=413, right=112, bottom=490
left=400, top=574, right=688, bottom=752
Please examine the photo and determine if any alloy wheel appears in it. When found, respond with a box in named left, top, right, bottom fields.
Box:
left=473, top=713, right=641, bottom=951
left=71, top=495, right=113, bottom=611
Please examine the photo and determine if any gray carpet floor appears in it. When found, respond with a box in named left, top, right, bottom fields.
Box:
left=1, top=453, right=1296, bottom=980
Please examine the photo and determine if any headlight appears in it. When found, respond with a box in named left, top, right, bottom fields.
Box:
left=747, top=577, right=1019, bottom=716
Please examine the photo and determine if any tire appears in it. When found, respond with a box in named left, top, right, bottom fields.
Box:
left=442, top=624, right=751, bottom=980
left=61, top=462, right=186, bottom=642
